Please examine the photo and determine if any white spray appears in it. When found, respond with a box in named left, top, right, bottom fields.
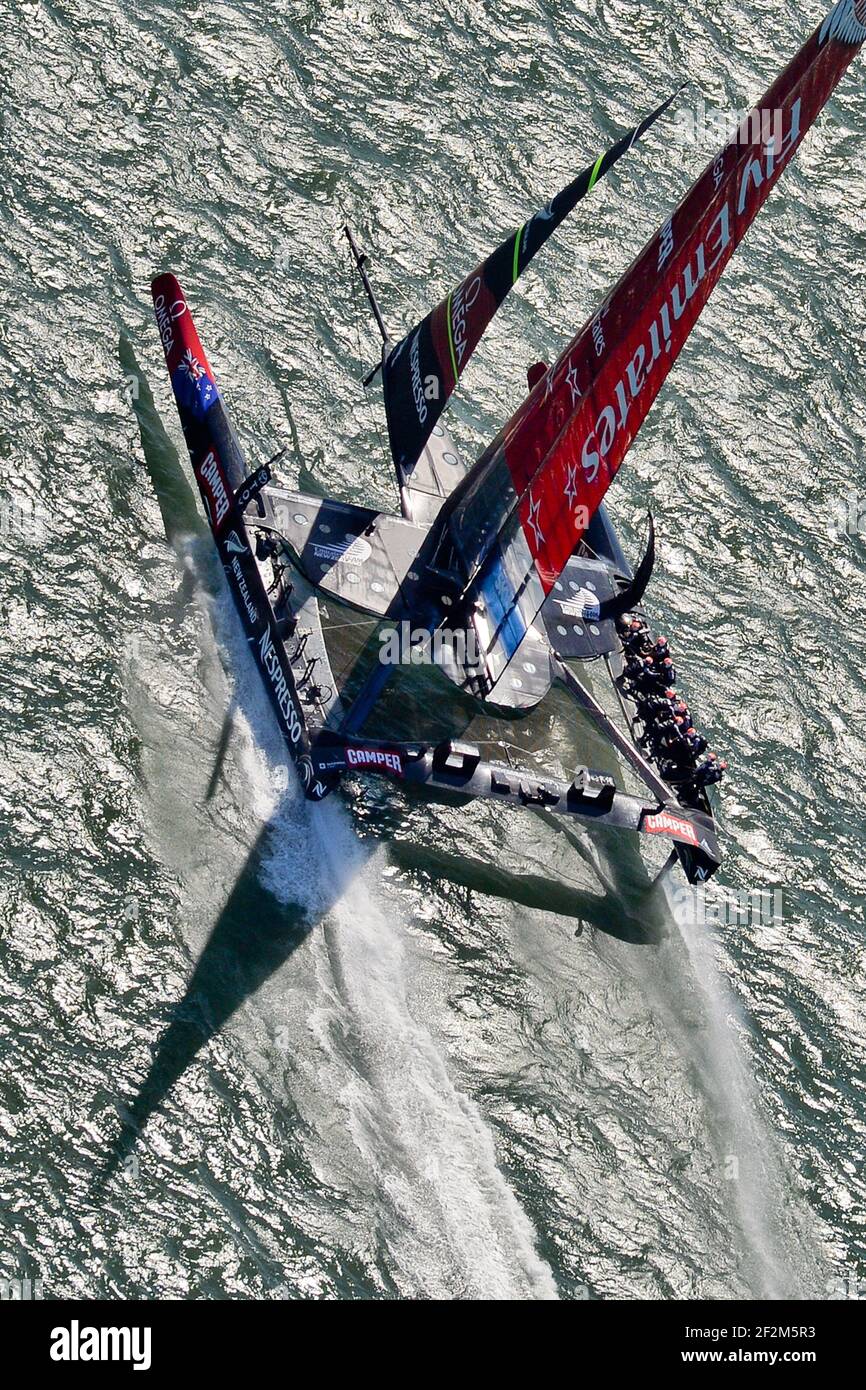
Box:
left=662, top=874, right=818, bottom=1298
left=220, top=596, right=556, bottom=1299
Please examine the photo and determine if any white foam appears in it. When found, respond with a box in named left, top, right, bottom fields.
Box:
left=308, top=805, right=556, bottom=1298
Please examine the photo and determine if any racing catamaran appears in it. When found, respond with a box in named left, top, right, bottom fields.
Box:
left=151, top=1, right=865, bottom=887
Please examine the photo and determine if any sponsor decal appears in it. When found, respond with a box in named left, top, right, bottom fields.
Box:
left=298, top=755, right=331, bottom=800
left=229, top=555, right=259, bottom=625
left=197, top=449, right=231, bottom=531
left=556, top=591, right=597, bottom=619
left=565, top=359, right=581, bottom=405
left=258, top=626, right=304, bottom=744
left=449, top=275, right=482, bottom=371
left=179, top=347, right=204, bottom=382
left=643, top=810, right=699, bottom=846
left=234, top=464, right=271, bottom=510
left=172, top=364, right=217, bottom=418
left=819, top=0, right=866, bottom=46
left=591, top=305, right=608, bottom=358
left=526, top=492, right=545, bottom=547
left=345, top=746, right=404, bottom=777
left=224, top=530, right=247, bottom=555
left=153, top=291, right=187, bottom=359
left=579, top=102, right=802, bottom=489
left=409, top=329, right=428, bottom=424
left=311, top=535, right=373, bottom=565
left=658, top=218, right=675, bottom=270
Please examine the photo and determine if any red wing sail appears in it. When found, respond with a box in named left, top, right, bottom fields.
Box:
left=443, top=0, right=865, bottom=692
left=381, top=91, right=680, bottom=477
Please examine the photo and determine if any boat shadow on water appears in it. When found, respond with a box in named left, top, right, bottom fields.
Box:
left=94, top=824, right=315, bottom=1191
left=94, top=797, right=666, bottom=1190
left=388, top=840, right=665, bottom=944
left=96, top=339, right=332, bottom=1188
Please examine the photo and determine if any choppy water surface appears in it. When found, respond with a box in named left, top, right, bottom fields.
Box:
left=1, top=0, right=864, bottom=1299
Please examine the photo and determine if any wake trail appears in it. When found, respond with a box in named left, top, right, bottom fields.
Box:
left=661, top=875, right=820, bottom=1299
left=147, top=576, right=806, bottom=1301
left=223, top=653, right=556, bottom=1299
left=315, top=811, right=556, bottom=1299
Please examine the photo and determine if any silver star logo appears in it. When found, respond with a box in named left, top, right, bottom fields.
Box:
left=564, top=462, right=579, bottom=509
left=565, top=358, right=581, bottom=404
left=527, top=492, right=545, bottom=548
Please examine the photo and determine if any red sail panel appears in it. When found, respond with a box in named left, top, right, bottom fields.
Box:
left=450, top=1, right=865, bottom=613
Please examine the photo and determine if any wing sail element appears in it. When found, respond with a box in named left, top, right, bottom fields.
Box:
left=439, top=1, right=866, bottom=695
left=584, top=514, right=655, bottom=622
left=151, top=274, right=334, bottom=800
left=381, top=91, right=681, bottom=478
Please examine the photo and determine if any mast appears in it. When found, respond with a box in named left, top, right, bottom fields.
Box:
left=344, top=224, right=389, bottom=345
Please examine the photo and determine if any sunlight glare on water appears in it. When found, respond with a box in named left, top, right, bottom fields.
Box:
left=0, top=0, right=864, bottom=1299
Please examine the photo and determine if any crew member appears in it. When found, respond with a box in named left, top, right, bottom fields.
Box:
left=636, top=692, right=671, bottom=724
left=663, top=721, right=694, bottom=765
left=658, top=755, right=694, bottom=784
left=657, top=655, right=677, bottom=686
left=685, top=726, right=707, bottom=757
left=634, top=656, right=662, bottom=693
left=623, top=623, right=652, bottom=657
left=679, top=753, right=726, bottom=800
left=640, top=715, right=673, bottom=753
left=691, top=753, right=727, bottom=789
left=622, top=654, right=646, bottom=685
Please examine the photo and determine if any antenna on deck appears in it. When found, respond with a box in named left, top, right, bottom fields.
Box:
left=344, top=224, right=389, bottom=347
